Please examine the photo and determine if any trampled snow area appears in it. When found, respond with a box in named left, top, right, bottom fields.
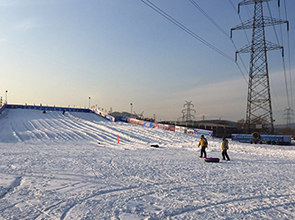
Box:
left=0, top=109, right=294, bottom=220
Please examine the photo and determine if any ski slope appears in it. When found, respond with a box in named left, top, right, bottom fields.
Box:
left=0, top=109, right=294, bottom=219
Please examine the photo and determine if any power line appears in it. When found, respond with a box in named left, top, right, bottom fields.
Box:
left=282, top=0, right=293, bottom=109
left=190, top=0, right=228, bottom=37
left=141, top=0, right=235, bottom=63
left=228, top=0, right=251, bottom=44
left=189, top=0, right=248, bottom=83
left=266, top=1, right=290, bottom=108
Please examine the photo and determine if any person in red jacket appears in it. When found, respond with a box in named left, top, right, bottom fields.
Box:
left=198, top=135, right=208, bottom=158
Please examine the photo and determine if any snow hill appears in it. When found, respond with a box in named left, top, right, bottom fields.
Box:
left=0, top=109, right=294, bottom=219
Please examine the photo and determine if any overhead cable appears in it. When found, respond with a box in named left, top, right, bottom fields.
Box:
left=141, top=0, right=235, bottom=63
left=266, top=1, right=290, bottom=108
left=228, top=0, right=251, bottom=44
left=189, top=0, right=248, bottom=82
left=283, top=0, right=293, bottom=109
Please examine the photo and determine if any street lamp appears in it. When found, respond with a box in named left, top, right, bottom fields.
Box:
left=130, top=103, right=133, bottom=115
left=5, top=90, right=8, bottom=104
left=88, top=97, right=91, bottom=109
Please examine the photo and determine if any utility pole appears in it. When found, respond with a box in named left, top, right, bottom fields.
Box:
left=231, top=0, right=289, bottom=134
left=5, top=90, right=8, bottom=104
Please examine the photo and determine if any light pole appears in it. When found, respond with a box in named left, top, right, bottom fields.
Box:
left=88, top=97, right=91, bottom=109
left=130, top=103, right=133, bottom=115
left=5, top=90, right=8, bottom=104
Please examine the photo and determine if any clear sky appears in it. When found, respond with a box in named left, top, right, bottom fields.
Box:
left=0, top=0, right=294, bottom=124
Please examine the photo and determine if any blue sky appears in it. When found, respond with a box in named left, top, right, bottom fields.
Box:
left=0, top=0, right=294, bottom=124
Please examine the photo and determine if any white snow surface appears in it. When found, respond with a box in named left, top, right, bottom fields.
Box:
left=0, top=109, right=294, bottom=220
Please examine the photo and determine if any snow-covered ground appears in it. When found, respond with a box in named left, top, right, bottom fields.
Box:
left=0, top=109, right=294, bottom=220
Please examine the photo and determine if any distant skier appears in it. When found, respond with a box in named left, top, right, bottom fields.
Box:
left=222, top=137, right=230, bottom=161
left=62, top=109, right=66, bottom=115
left=198, top=135, right=208, bottom=158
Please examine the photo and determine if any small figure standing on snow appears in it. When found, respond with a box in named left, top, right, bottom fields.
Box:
left=198, top=135, right=208, bottom=158
left=62, top=109, right=66, bottom=115
left=222, top=137, right=230, bottom=161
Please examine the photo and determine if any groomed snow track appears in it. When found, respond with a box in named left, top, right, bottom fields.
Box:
left=0, top=109, right=294, bottom=220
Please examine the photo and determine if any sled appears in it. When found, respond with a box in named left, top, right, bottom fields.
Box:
left=204, top=158, right=220, bottom=163
left=150, top=144, right=159, bottom=148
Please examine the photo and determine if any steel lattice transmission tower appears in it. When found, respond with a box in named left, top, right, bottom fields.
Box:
left=181, top=101, right=196, bottom=122
left=231, top=0, right=289, bottom=134
left=284, top=108, right=294, bottom=128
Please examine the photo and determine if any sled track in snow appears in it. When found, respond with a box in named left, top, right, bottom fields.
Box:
left=166, top=192, right=295, bottom=218
left=59, top=185, right=138, bottom=220
left=0, top=176, right=23, bottom=199
left=1, top=109, right=194, bottom=146
left=1, top=109, right=124, bottom=144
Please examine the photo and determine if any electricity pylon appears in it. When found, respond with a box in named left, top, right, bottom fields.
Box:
left=231, top=0, right=288, bottom=134
left=181, top=101, right=196, bottom=122
left=284, top=108, right=294, bottom=128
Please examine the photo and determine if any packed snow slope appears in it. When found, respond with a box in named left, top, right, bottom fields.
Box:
left=0, top=109, right=294, bottom=220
